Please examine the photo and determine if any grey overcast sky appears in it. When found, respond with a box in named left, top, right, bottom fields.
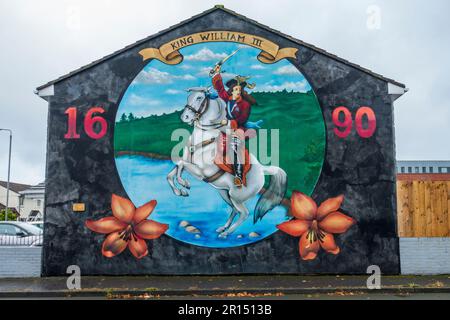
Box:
left=0, top=0, right=449, bottom=185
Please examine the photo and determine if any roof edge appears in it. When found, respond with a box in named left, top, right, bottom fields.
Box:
left=36, top=5, right=405, bottom=92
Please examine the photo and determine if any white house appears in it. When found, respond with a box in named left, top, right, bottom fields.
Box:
left=18, top=182, right=45, bottom=221
left=0, top=180, right=31, bottom=217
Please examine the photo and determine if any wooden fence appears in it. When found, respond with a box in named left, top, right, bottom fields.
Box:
left=397, top=174, right=450, bottom=237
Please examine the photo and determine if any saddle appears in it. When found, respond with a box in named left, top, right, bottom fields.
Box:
left=214, top=133, right=251, bottom=186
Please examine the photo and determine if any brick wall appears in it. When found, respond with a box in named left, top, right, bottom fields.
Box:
left=0, top=247, right=42, bottom=278
left=400, top=238, right=450, bottom=275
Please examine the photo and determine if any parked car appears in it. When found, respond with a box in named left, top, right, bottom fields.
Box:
left=29, top=221, right=44, bottom=229
left=0, top=222, right=43, bottom=246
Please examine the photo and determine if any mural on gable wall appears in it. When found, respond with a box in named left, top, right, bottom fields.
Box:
left=37, top=4, right=407, bottom=276
left=84, top=31, right=357, bottom=259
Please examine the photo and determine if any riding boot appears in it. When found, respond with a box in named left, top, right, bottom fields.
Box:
left=233, top=163, right=244, bottom=188
left=232, top=135, right=244, bottom=188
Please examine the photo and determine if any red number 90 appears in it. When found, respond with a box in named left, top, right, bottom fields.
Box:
left=332, top=106, right=376, bottom=139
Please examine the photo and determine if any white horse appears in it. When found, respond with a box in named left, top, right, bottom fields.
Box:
left=167, top=87, right=287, bottom=238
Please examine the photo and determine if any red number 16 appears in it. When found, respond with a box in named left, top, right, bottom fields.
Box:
left=332, top=106, right=377, bottom=139
left=64, top=106, right=108, bottom=140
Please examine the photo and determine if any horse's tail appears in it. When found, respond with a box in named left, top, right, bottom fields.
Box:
left=253, top=166, right=287, bottom=223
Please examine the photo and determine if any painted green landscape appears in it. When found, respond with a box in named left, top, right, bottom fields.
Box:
left=114, top=90, right=325, bottom=196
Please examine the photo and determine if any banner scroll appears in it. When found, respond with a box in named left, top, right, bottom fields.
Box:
left=139, top=31, right=298, bottom=65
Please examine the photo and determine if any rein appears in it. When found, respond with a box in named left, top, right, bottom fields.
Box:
left=185, top=94, right=226, bottom=130
left=184, top=95, right=209, bottom=121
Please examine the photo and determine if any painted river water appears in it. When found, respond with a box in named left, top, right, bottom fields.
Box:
left=115, top=155, right=289, bottom=248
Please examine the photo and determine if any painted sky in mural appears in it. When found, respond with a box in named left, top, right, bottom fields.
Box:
left=117, top=42, right=312, bottom=119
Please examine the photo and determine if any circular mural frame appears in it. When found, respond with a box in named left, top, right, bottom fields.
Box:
left=113, top=40, right=326, bottom=248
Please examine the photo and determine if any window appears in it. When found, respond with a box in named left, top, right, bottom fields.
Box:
left=408, top=167, right=412, bottom=173
left=422, top=167, right=427, bottom=173
left=429, top=167, right=434, bottom=173
left=415, top=167, right=420, bottom=173
left=0, top=224, right=17, bottom=236
left=12, top=226, right=26, bottom=235
left=28, top=211, right=41, bottom=221
left=401, top=167, right=405, bottom=173
left=36, top=200, right=41, bottom=207
left=438, top=167, right=443, bottom=173
left=19, top=196, right=24, bottom=206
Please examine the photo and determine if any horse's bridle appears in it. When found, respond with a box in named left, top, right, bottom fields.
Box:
left=184, top=95, right=210, bottom=122
left=184, top=93, right=226, bottom=130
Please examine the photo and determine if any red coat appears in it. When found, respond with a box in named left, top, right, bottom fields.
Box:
left=212, top=73, right=251, bottom=130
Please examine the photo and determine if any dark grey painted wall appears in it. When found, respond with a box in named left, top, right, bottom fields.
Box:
left=41, top=9, right=400, bottom=276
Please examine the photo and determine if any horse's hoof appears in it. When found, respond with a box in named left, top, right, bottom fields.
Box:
left=218, top=232, right=229, bottom=239
left=180, top=189, right=189, bottom=197
left=178, top=178, right=191, bottom=189
left=216, top=226, right=227, bottom=233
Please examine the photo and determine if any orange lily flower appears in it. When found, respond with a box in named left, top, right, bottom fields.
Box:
left=277, top=191, right=355, bottom=261
left=85, top=194, right=168, bottom=259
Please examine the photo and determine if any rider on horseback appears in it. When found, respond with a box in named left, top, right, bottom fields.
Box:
left=211, top=64, right=260, bottom=188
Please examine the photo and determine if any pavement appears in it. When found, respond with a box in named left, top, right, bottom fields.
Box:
left=1, top=275, right=450, bottom=299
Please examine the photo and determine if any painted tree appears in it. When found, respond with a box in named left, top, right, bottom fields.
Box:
left=120, top=113, right=127, bottom=122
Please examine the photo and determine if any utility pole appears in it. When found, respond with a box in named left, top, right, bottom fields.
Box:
left=0, top=129, right=12, bottom=221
